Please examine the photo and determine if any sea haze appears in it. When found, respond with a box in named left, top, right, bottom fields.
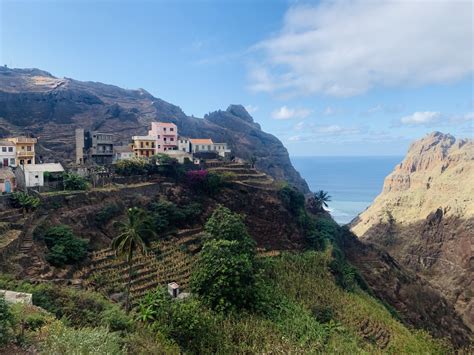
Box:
left=291, top=156, right=403, bottom=225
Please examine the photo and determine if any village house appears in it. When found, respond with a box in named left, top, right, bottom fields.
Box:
left=148, top=122, right=178, bottom=152
left=0, top=141, right=16, bottom=168
left=178, top=137, right=191, bottom=153
left=75, top=129, right=114, bottom=165
left=113, top=145, right=134, bottom=162
left=189, top=138, right=231, bottom=158
left=132, top=135, right=156, bottom=158
left=6, top=137, right=37, bottom=165
left=15, top=163, right=64, bottom=190
left=0, top=168, right=15, bottom=194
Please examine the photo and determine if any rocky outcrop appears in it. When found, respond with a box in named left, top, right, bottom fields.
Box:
left=351, top=132, right=474, bottom=331
left=0, top=67, right=309, bottom=192
left=341, top=231, right=472, bottom=348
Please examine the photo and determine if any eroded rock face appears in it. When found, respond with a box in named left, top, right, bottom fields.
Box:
left=351, top=132, right=474, bottom=331
left=0, top=67, right=309, bottom=192
left=341, top=232, right=472, bottom=348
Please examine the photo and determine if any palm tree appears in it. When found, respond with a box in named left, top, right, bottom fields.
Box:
left=310, top=190, right=332, bottom=212
left=111, top=207, right=156, bottom=312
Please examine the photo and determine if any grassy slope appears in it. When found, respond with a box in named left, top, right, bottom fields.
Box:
left=157, top=251, right=451, bottom=354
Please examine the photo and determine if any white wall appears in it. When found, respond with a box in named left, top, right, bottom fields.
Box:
left=25, top=170, right=44, bottom=187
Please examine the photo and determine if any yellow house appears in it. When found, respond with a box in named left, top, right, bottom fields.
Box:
left=6, top=137, right=37, bottom=165
left=131, top=136, right=156, bottom=158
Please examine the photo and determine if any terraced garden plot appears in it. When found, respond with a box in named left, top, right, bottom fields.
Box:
left=79, top=232, right=204, bottom=303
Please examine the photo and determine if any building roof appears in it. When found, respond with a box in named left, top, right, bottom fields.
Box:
left=23, top=163, right=64, bottom=173
left=0, top=140, right=15, bottom=147
left=0, top=168, right=14, bottom=180
left=132, top=135, right=156, bottom=141
left=6, top=137, right=37, bottom=144
left=190, top=138, right=213, bottom=145
left=114, top=145, right=133, bottom=153
left=151, top=122, right=177, bottom=127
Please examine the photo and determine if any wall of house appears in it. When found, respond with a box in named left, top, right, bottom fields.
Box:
left=178, top=138, right=190, bottom=153
left=149, top=122, right=178, bottom=152
left=25, top=170, right=44, bottom=187
left=0, top=146, right=16, bottom=167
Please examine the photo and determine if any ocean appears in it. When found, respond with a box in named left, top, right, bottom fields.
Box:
left=291, top=156, right=403, bottom=225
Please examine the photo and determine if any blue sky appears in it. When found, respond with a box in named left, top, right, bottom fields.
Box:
left=1, top=0, right=472, bottom=156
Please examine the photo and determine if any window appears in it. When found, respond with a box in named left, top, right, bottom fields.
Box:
left=207, top=145, right=211, bottom=150
left=27, top=160, right=32, bottom=164
left=151, top=143, right=155, bottom=148
left=170, top=128, right=174, bottom=131
left=10, top=158, right=14, bottom=165
left=170, top=138, right=174, bottom=141
left=1, top=147, right=5, bottom=152
left=140, top=142, right=144, bottom=148
left=164, top=138, right=167, bottom=142
left=158, top=145, right=161, bottom=148
left=22, top=146, right=25, bottom=150
left=8, top=147, right=13, bottom=152
left=164, top=128, right=167, bottom=132
left=27, top=146, right=32, bottom=151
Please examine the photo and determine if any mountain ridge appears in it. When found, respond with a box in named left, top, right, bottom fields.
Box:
left=351, top=131, right=474, bottom=331
left=0, top=66, right=309, bottom=192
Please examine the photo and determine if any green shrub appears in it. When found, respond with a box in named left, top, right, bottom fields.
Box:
left=115, top=157, right=148, bottom=176
left=62, top=172, right=88, bottom=190
left=0, top=296, right=14, bottom=346
left=10, top=192, right=40, bottom=212
left=95, top=203, right=122, bottom=226
left=137, top=288, right=218, bottom=353
left=100, top=306, right=133, bottom=332
left=42, top=225, right=88, bottom=266
left=278, top=185, right=305, bottom=215
left=204, top=205, right=255, bottom=252
left=148, top=199, right=202, bottom=233
left=40, top=321, right=124, bottom=354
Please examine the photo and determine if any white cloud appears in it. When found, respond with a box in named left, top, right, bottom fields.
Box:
left=245, top=105, right=259, bottom=114
left=399, top=111, right=474, bottom=127
left=400, top=111, right=442, bottom=126
left=249, top=0, right=473, bottom=97
left=272, top=105, right=311, bottom=120
left=288, top=135, right=302, bottom=142
left=323, top=106, right=335, bottom=115
left=314, top=125, right=361, bottom=135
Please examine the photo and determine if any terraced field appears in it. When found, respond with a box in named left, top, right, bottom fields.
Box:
left=208, top=163, right=277, bottom=190
left=77, top=228, right=204, bottom=303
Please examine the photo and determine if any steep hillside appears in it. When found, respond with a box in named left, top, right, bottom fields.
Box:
left=351, top=132, right=474, bottom=331
left=0, top=66, right=309, bottom=192
left=1, top=173, right=471, bottom=348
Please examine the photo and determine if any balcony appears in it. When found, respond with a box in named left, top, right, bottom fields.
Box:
left=17, top=150, right=35, bottom=158
left=11, top=137, right=37, bottom=144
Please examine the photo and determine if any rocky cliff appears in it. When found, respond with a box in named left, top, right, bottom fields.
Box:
left=351, top=132, right=474, bottom=331
left=0, top=67, right=309, bottom=192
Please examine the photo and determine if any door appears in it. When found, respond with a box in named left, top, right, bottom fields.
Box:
left=2, top=158, right=7, bottom=167
left=5, top=180, right=11, bottom=193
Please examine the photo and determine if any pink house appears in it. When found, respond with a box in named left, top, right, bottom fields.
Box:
left=0, top=168, right=15, bottom=194
left=148, top=122, right=178, bottom=152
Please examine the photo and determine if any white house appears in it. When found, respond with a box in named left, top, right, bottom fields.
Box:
left=113, top=145, right=134, bottom=162
left=20, top=163, right=64, bottom=188
left=189, top=139, right=231, bottom=157
left=0, top=141, right=16, bottom=168
left=178, top=137, right=191, bottom=153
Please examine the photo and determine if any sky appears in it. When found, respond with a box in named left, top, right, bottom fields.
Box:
left=0, top=0, right=473, bottom=156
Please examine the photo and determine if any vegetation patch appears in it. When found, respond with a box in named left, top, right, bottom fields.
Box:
left=39, top=225, right=88, bottom=266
